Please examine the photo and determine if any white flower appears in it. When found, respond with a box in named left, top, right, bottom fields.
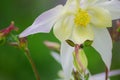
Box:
left=19, top=0, right=120, bottom=79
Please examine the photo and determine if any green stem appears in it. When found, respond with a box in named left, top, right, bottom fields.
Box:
left=24, top=48, right=40, bottom=80
left=73, top=71, right=81, bottom=80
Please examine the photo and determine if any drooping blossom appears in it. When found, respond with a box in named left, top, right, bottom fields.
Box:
left=19, top=0, right=120, bottom=79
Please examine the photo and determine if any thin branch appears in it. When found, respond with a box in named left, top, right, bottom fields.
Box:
left=24, top=48, right=40, bottom=80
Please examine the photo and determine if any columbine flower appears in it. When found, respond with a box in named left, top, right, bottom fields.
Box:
left=19, top=0, right=120, bottom=79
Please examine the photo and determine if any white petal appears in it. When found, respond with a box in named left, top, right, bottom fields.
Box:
left=19, top=5, right=63, bottom=37
left=53, top=16, right=74, bottom=41
left=92, top=27, right=112, bottom=70
left=89, top=74, right=110, bottom=80
left=60, top=41, right=74, bottom=80
left=72, top=25, right=94, bottom=44
left=109, top=69, right=120, bottom=77
left=95, top=0, right=108, bottom=3
left=85, top=0, right=97, bottom=4
left=89, top=69, right=120, bottom=80
left=80, top=0, right=104, bottom=7
left=51, top=51, right=61, bottom=64
left=98, top=0, right=120, bottom=20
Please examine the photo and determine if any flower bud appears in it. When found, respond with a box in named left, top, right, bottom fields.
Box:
left=44, top=41, right=60, bottom=52
left=19, top=37, right=28, bottom=50
left=73, top=49, right=88, bottom=73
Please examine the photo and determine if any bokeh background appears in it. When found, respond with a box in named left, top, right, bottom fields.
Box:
left=0, top=0, right=120, bottom=80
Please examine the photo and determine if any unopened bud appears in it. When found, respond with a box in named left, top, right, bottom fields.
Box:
left=73, top=49, right=88, bottom=73
left=0, top=21, right=18, bottom=37
left=19, top=37, right=28, bottom=49
left=44, top=41, right=60, bottom=52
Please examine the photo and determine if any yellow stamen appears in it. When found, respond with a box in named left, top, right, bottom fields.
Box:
left=74, top=9, right=91, bottom=27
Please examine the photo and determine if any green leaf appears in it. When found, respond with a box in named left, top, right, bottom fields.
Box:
left=83, top=40, right=93, bottom=47
left=66, top=39, right=75, bottom=47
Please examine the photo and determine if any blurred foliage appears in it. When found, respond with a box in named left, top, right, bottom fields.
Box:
left=0, top=0, right=120, bottom=80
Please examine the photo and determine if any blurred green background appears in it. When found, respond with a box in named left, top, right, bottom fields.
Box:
left=0, top=0, right=120, bottom=80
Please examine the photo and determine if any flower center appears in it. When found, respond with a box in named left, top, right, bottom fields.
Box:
left=74, top=9, right=91, bottom=27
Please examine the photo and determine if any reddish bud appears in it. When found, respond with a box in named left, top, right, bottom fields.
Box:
left=0, top=21, right=19, bottom=37
left=44, top=41, right=60, bottom=52
left=19, top=37, right=28, bottom=49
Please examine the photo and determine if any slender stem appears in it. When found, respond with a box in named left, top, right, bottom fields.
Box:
left=105, top=66, right=108, bottom=80
left=24, top=48, right=40, bottom=80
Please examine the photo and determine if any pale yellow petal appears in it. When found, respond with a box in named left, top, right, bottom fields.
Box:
left=88, top=6, right=112, bottom=28
left=71, top=25, right=94, bottom=44
left=53, top=16, right=74, bottom=41
left=80, top=0, right=97, bottom=7
left=87, top=0, right=97, bottom=2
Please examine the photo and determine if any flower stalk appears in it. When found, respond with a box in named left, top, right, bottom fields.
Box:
left=2, top=22, right=41, bottom=80
left=9, top=37, right=40, bottom=80
left=105, top=66, right=108, bottom=80
left=109, top=20, right=120, bottom=42
left=24, top=47, right=40, bottom=80
left=19, top=38, right=40, bottom=80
